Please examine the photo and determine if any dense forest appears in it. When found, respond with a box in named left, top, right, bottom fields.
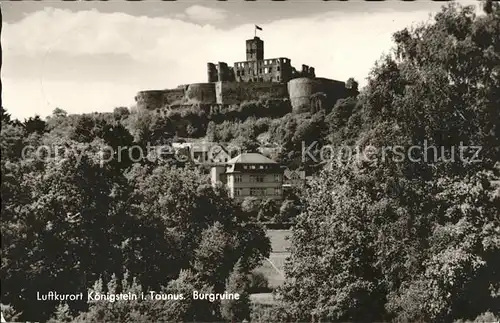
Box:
left=1, top=2, right=499, bottom=322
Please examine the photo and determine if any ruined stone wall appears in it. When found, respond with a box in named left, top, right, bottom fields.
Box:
left=136, top=83, right=216, bottom=110
left=136, top=76, right=345, bottom=112
left=207, top=63, right=218, bottom=83
left=135, top=88, right=186, bottom=110
left=287, top=78, right=316, bottom=113
left=240, top=82, right=288, bottom=102
left=184, top=83, right=216, bottom=104
left=234, top=57, right=293, bottom=83
left=207, top=62, right=236, bottom=82
left=135, top=90, right=167, bottom=110
left=164, top=88, right=186, bottom=105
left=315, top=77, right=347, bottom=106
left=215, top=81, right=288, bottom=105
left=288, top=77, right=347, bottom=113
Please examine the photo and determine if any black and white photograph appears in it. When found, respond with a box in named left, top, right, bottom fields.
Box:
left=1, top=0, right=499, bottom=322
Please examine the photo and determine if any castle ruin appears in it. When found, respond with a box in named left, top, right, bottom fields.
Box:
left=135, top=36, right=351, bottom=113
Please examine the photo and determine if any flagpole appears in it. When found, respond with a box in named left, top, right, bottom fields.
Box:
left=254, top=25, right=256, bottom=38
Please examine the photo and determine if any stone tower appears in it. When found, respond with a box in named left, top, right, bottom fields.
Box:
left=207, top=63, right=217, bottom=82
left=246, top=37, right=264, bottom=61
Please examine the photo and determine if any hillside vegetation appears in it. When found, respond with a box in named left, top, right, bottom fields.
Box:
left=1, top=2, right=499, bottom=322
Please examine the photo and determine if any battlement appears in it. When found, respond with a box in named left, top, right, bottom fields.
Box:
left=207, top=62, right=235, bottom=82
left=208, top=37, right=315, bottom=84
left=136, top=35, right=352, bottom=113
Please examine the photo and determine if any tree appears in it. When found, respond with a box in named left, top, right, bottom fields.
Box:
left=1, top=304, right=22, bottom=322
left=278, top=3, right=500, bottom=322
left=309, top=92, right=327, bottom=113
left=52, top=108, right=68, bottom=118
left=1, top=106, right=12, bottom=124
left=241, top=197, right=260, bottom=220
left=345, top=77, right=360, bottom=97
left=23, top=115, right=47, bottom=135
left=205, top=121, right=216, bottom=142
left=112, top=107, right=130, bottom=121
left=275, top=199, right=299, bottom=223
left=0, top=122, right=26, bottom=161
left=257, top=199, right=279, bottom=222
left=220, top=259, right=252, bottom=322
left=1, top=138, right=143, bottom=321
left=279, top=169, right=386, bottom=322
left=123, top=166, right=270, bottom=319
left=69, top=272, right=152, bottom=323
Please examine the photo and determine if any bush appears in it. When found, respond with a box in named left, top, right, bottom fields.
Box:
left=220, top=260, right=252, bottom=322
left=1, top=304, right=22, bottom=322
left=454, top=312, right=500, bottom=323
left=248, top=272, right=271, bottom=294
left=250, top=303, right=290, bottom=323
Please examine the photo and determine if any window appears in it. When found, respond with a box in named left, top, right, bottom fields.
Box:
left=277, top=76, right=280, bottom=81
left=277, top=66, right=280, bottom=71
left=234, top=188, right=242, bottom=196
left=250, top=175, right=264, bottom=183
left=274, top=174, right=281, bottom=182
left=250, top=188, right=266, bottom=196
left=235, top=175, right=242, bottom=183
left=274, top=187, right=282, bottom=196
left=269, top=67, right=272, bottom=73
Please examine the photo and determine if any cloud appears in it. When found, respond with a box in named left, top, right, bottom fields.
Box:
left=2, top=3, right=481, bottom=119
left=2, top=77, right=140, bottom=120
left=184, top=5, right=228, bottom=22
left=3, top=7, right=437, bottom=78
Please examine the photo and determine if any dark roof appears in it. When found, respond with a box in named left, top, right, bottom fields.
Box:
left=227, top=153, right=277, bottom=165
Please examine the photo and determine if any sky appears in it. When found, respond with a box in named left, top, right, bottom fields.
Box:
left=1, top=0, right=481, bottom=120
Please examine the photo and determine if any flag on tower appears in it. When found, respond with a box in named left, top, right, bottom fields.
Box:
left=255, top=25, right=263, bottom=31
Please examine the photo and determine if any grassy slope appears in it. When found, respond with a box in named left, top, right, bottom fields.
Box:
left=255, top=229, right=291, bottom=287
